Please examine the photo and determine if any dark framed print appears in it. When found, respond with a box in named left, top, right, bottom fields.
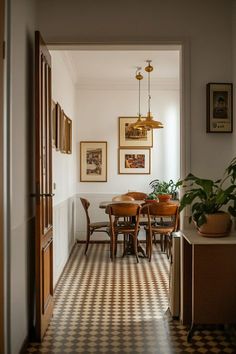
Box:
left=65, top=116, right=72, bottom=154
left=55, top=103, right=62, bottom=150
left=118, top=148, right=151, bottom=174
left=51, top=100, right=56, bottom=148
left=119, top=117, right=153, bottom=147
left=207, top=83, right=233, bottom=133
left=60, top=108, right=67, bottom=153
left=80, top=141, right=107, bottom=182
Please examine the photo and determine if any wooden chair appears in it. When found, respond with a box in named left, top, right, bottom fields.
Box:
left=112, top=195, right=135, bottom=201
left=144, top=202, right=179, bottom=261
left=80, top=197, right=110, bottom=255
left=106, top=203, right=141, bottom=262
left=125, top=191, right=148, bottom=200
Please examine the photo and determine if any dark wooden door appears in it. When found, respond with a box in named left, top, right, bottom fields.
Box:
left=35, top=31, right=53, bottom=340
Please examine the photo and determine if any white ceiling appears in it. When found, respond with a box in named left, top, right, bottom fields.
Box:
left=56, top=50, right=180, bottom=89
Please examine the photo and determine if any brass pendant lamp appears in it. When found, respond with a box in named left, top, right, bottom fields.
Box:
left=132, top=60, right=164, bottom=131
left=128, top=67, right=148, bottom=133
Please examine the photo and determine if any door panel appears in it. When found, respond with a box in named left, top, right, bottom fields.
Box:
left=35, top=31, right=53, bottom=340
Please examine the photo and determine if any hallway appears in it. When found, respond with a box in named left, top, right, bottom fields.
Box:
left=25, top=244, right=236, bottom=353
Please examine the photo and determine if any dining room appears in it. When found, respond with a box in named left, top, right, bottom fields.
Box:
left=50, top=47, right=181, bottom=264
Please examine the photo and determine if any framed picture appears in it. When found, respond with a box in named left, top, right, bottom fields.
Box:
left=51, top=100, right=56, bottom=148
left=206, top=83, right=233, bottom=133
left=65, top=116, right=72, bottom=154
left=60, top=109, right=67, bottom=153
left=55, top=103, right=62, bottom=151
left=118, top=148, right=151, bottom=174
left=80, top=141, right=107, bottom=182
left=119, top=117, right=153, bottom=147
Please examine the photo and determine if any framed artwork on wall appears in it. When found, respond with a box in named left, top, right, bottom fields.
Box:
left=119, top=117, right=153, bottom=147
left=51, top=100, right=56, bottom=148
left=80, top=141, right=107, bottom=182
left=206, top=83, right=233, bottom=133
left=55, top=103, right=62, bottom=151
left=118, top=148, right=151, bottom=174
left=65, top=116, right=72, bottom=154
left=60, top=108, right=67, bottom=153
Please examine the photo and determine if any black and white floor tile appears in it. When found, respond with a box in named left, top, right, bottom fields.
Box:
left=25, top=243, right=236, bottom=354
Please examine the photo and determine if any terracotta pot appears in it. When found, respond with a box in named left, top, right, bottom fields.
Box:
left=145, top=199, right=158, bottom=203
left=195, top=212, right=232, bottom=237
left=157, top=194, right=172, bottom=203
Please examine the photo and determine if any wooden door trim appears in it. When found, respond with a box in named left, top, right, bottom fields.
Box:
left=35, top=31, right=53, bottom=340
left=0, top=0, right=4, bottom=351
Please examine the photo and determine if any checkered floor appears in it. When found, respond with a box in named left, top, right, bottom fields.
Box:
left=25, top=243, right=236, bottom=353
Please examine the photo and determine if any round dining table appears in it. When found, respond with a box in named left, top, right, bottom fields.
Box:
left=99, top=200, right=148, bottom=258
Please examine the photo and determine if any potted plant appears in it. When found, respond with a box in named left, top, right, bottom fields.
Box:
left=145, top=192, right=158, bottom=203
left=177, top=157, right=236, bottom=237
left=149, top=179, right=178, bottom=202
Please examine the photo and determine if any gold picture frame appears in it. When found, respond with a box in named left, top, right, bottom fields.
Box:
left=118, top=148, right=151, bottom=174
left=206, top=83, right=233, bottom=133
left=119, top=117, right=153, bottom=148
left=60, top=108, right=67, bottom=153
left=80, top=141, right=107, bottom=182
left=65, top=116, right=72, bottom=154
left=51, top=100, right=56, bottom=148
left=55, top=103, right=62, bottom=151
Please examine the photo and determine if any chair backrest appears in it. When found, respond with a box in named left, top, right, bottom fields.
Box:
left=106, top=202, right=141, bottom=218
left=125, top=191, right=148, bottom=200
left=80, top=197, right=91, bottom=226
left=112, top=195, right=135, bottom=201
left=148, top=202, right=179, bottom=230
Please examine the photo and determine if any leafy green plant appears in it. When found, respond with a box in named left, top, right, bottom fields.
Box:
left=149, top=179, right=178, bottom=197
left=146, top=192, right=157, bottom=200
left=177, top=157, right=236, bottom=227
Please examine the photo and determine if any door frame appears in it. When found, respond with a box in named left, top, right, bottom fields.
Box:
left=0, top=0, right=4, bottom=349
left=48, top=41, right=190, bottom=181
left=0, top=0, right=10, bottom=352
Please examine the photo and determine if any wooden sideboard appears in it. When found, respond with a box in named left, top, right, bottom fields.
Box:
left=180, top=228, right=236, bottom=340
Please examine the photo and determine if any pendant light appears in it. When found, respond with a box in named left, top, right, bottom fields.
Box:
left=128, top=67, right=148, bottom=134
left=133, top=60, right=164, bottom=130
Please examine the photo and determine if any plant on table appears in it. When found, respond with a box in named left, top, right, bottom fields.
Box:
left=149, top=179, right=179, bottom=200
left=177, top=157, right=236, bottom=235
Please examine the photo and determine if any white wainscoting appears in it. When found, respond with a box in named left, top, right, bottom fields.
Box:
left=53, top=196, right=76, bottom=286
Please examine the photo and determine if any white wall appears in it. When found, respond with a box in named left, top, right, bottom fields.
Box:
left=38, top=0, right=234, bottom=181
left=51, top=51, right=77, bottom=285
left=10, top=0, right=36, bottom=353
left=76, top=86, right=180, bottom=194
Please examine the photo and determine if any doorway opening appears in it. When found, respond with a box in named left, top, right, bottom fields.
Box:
left=48, top=43, right=185, bottom=287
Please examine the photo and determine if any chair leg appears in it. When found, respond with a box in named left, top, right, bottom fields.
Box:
left=145, top=229, right=149, bottom=259
left=160, top=234, right=164, bottom=252
left=84, top=227, right=92, bottom=255
left=123, top=234, right=126, bottom=257
left=133, top=234, right=139, bottom=263
left=110, top=232, right=115, bottom=261
left=115, top=234, right=118, bottom=256
left=149, top=230, right=153, bottom=262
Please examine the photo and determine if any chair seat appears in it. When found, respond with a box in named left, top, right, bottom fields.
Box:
left=90, top=221, right=110, bottom=229
left=116, top=225, right=140, bottom=234
left=148, top=226, right=174, bottom=234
